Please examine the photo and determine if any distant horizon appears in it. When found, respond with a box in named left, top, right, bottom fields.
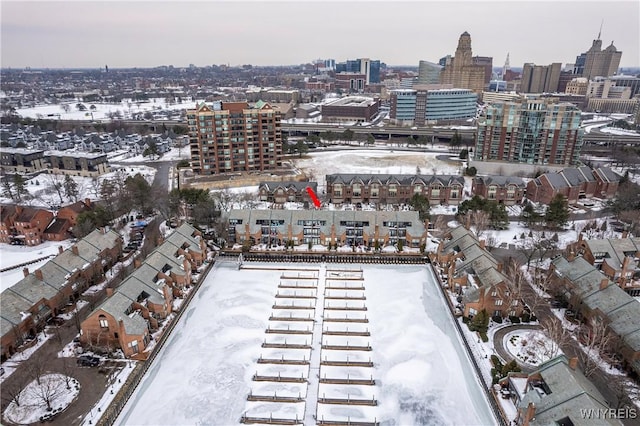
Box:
left=1, top=1, right=638, bottom=69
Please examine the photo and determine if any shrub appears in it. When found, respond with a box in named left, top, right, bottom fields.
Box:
left=509, top=315, right=521, bottom=323
left=479, top=331, right=489, bottom=342
left=465, top=166, right=477, bottom=176
left=490, top=355, right=502, bottom=369
left=492, top=315, right=503, bottom=324
left=521, top=312, right=531, bottom=323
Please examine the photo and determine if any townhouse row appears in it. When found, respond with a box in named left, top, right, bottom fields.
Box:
left=1, top=228, right=122, bottom=361
left=79, top=223, right=208, bottom=358
left=569, top=235, right=640, bottom=296
left=1, top=200, right=95, bottom=246
left=258, top=166, right=620, bottom=208
left=430, top=226, right=525, bottom=319
left=550, top=255, right=640, bottom=377
left=228, top=209, right=428, bottom=248
left=0, top=147, right=109, bottom=176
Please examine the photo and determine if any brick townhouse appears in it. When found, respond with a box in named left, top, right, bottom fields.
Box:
left=527, top=166, right=620, bottom=205
left=471, top=176, right=526, bottom=205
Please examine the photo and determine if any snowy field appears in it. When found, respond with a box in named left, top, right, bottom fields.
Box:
left=116, top=261, right=496, bottom=425
left=15, top=97, right=201, bottom=121
left=293, top=150, right=462, bottom=193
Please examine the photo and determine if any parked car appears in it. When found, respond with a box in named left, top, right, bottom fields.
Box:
left=77, top=355, right=100, bottom=367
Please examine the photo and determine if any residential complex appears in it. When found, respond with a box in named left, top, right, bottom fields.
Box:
left=325, top=173, right=465, bottom=205
left=227, top=209, right=428, bottom=248
left=258, top=181, right=318, bottom=205
left=432, top=226, right=524, bottom=319
left=471, top=176, right=526, bottom=205
left=550, top=255, right=640, bottom=377
left=527, top=166, right=620, bottom=205
left=187, top=101, right=283, bottom=175
left=80, top=224, right=208, bottom=358
left=0, top=148, right=110, bottom=176
left=474, top=99, right=583, bottom=167
left=1, top=228, right=122, bottom=361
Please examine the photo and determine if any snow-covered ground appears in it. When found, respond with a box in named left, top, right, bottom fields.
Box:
left=108, top=146, right=190, bottom=163
left=116, top=261, right=496, bottom=425
left=3, top=373, right=80, bottom=424
left=0, top=164, right=156, bottom=209
left=504, top=330, right=562, bottom=367
left=292, top=150, right=462, bottom=193
left=15, top=97, right=201, bottom=121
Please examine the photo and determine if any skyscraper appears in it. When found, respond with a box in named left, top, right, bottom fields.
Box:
left=574, top=30, right=622, bottom=79
left=475, top=99, right=583, bottom=167
left=187, top=101, right=283, bottom=175
left=520, top=63, right=562, bottom=93
left=335, top=58, right=381, bottom=84
left=418, top=60, right=443, bottom=84
left=440, top=32, right=487, bottom=94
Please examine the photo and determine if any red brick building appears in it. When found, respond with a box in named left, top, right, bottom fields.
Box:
left=471, top=176, right=526, bottom=205
left=526, top=166, right=619, bottom=205
left=12, top=206, right=54, bottom=246
left=43, top=199, right=95, bottom=241
left=326, top=174, right=465, bottom=206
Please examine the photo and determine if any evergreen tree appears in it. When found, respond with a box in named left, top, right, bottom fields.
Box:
left=13, top=174, right=28, bottom=202
left=2, top=178, right=15, bottom=201
left=545, top=194, right=569, bottom=229
left=409, top=193, right=430, bottom=220
left=63, top=175, right=79, bottom=202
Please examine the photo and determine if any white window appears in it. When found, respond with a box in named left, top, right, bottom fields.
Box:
left=488, top=185, right=497, bottom=199
left=99, top=318, right=109, bottom=329
left=491, top=291, right=498, bottom=297
left=495, top=300, right=503, bottom=306
left=128, top=340, right=139, bottom=354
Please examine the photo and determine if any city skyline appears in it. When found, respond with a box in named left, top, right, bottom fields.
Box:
left=1, top=1, right=639, bottom=70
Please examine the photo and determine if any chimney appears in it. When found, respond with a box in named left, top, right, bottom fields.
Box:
left=106, top=288, right=114, bottom=297
left=497, top=262, right=503, bottom=273
left=568, top=357, right=578, bottom=370
left=134, top=258, right=142, bottom=269
left=522, top=402, right=536, bottom=426
left=58, top=245, right=64, bottom=255
left=600, top=278, right=609, bottom=290
left=622, top=231, right=628, bottom=239
left=23, top=267, right=30, bottom=277
left=567, top=250, right=575, bottom=261
left=578, top=232, right=583, bottom=241
left=479, top=239, right=486, bottom=250
left=84, top=198, right=91, bottom=208
left=35, top=269, right=43, bottom=281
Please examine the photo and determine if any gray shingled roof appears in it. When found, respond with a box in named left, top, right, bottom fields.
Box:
left=518, top=356, right=617, bottom=425
left=95, top=293, right=148, bottom=335
left=543, top=172, right=570, bottom=189
left=259, top=181, right=318, bottom=192
left=474, top=176, right=526, bottom=187
left=326, top=174, right=464, bottom=187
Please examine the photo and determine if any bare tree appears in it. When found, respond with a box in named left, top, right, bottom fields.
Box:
left=503, top=258, right=525, bottom=315
left=540, top=317, right=572, bottom=359
left=89, top=176, right=102, bottom=199
left=213, top=188, right=235, bottom=212
left=578, top=318, right=613, bottom=378
left=1, top=373, right=27, bottom=408
left=26, top=351, right=49, bottom=386
left=28, top=373, right=67, bottom=411
left=46, top=173, right=66, bottom=205
left=463, top=210, right=490, bottom=239
left=518, top=230, right=557, bottom=271
left=60, top=359, right=75, bottom=390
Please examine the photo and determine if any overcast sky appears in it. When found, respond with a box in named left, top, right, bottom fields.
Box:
left=1, top=1, right=638, bottom=69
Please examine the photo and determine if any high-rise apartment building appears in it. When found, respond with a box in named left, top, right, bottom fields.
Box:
left=574, top=35, right=622, bottom=79
left=475, top=100, right=583, bottom=166
left=440, top=32, right=488, bottom=94
left=187, top=101, right=283, bottom=175
left=520, top=63, right=561, bottom=93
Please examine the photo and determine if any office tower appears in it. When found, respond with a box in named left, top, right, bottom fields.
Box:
left=418, top=60, right=443, bottom=84
left=389, top=87, right=477, bottom=125
left=187, top=101, right=283, bottom=175
left=520, top=63, right=562, bottom=93
left=472, top=56, right=493, bottom=84
left=440, top=32, right=487, bottom=94
left=475, top=99, right=583, bottom=166
left=335, top=58, right=381, bottom=84
left=574, top=29, right=622, bottom=79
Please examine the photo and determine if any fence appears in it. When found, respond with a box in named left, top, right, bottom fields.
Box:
left=429, top=264, right=508, bottom=426
left=96, top=259, right=216, bottom=426
left=219, top=251, right=430, bottom=265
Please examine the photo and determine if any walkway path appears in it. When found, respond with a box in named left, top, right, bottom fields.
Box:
left=492, top=324, right=541, bottom=374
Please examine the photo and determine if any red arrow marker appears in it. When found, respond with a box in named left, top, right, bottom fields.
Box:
left=306, top=186, right=321, bottom=208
